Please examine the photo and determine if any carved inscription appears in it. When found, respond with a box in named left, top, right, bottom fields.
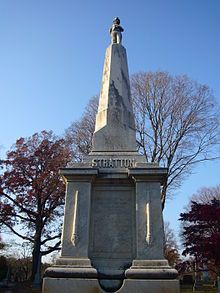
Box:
left=90, top=187, right=135, bottom=258
left=91, top=158, right=135, bottom=168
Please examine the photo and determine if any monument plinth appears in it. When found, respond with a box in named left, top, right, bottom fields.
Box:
left=43, top=18, right=180, bottom=293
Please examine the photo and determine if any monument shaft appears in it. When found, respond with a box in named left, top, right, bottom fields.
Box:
left=92, top=44, right=136, bottom=152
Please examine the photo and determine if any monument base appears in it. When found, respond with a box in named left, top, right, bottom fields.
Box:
left=43, top=278, right=180, bottom=293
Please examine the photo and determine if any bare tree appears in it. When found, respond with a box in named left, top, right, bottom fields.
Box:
left=164, top=221, right=180, bottom=267
left=65, top=72, right=220, bottom=209
left=190, top=184, right=220, bottom=204
left=131, top=72, right=220, bottom=209
left=65, top=96, right=98, bottom=162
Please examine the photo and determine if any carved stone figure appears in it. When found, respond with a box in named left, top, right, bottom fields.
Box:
left=109, top=17, right=124, bottom=44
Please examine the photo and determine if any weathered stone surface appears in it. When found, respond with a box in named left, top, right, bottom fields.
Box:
left=89, top=187, right=134, bottom=257
left=89, top=184, right=135, bottom=276
left=43, top=278, right=180, bottom=293
left=44, top=267, right=98, bottom=278
left=59, top=179, right=93, bottom=259
left=125, top=268, right=178, bottom=279
left=133, top=181, right=165, bottom=260
left=92, top=44, right=136, bottom=152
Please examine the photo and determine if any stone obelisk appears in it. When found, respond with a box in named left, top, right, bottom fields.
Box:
left=92, top=41, right=136, bottom=152
left=43, top=17, right=180, bottom=293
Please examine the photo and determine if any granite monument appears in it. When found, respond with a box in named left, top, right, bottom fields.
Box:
left=43, top=17, right=180, bottom=293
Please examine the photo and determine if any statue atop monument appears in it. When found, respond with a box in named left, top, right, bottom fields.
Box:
left=109, top=17, right=124, bottom=44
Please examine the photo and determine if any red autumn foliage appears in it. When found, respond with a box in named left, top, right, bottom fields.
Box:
left=179, top=198, right=220, bottom=276
left=0, top=130, right=71, bottom=281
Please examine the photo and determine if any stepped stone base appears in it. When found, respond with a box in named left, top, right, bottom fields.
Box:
left=43, top=278, right=180, bottom=293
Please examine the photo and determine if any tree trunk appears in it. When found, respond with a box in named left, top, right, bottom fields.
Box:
left=217, top=275, right=220, bottom=293
left=161, top=180, right=168, bottom=211
left=33, top=252, right=41, bottom=285
left=31, top=223, right=42, bottom=283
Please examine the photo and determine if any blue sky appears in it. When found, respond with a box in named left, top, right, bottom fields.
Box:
left=0, top=0, right=220, bottom=243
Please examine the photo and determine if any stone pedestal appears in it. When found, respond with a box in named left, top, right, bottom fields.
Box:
left=43, top=164, right=179, bottom=293
left=43, top=278, right=180, bottom=293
